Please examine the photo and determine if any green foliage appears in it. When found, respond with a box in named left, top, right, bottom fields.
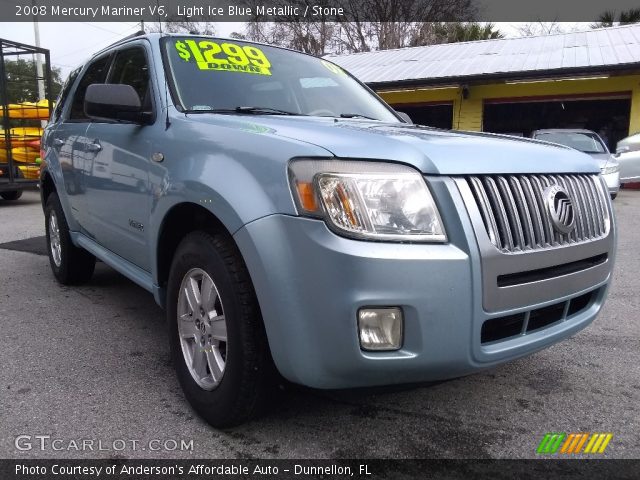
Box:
left=591, top=9, right=640, bottom=28
left=435, top=22, right=504, bottom=43
left=620, top=8, right=640, bottom=24
left=1, top=58, right=63, bottom=104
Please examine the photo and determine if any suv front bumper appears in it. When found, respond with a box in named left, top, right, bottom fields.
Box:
left=233, top=178, right=614, bottom=389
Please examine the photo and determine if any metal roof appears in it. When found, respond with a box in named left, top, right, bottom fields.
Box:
left=327, top=24, right=640, bottom=86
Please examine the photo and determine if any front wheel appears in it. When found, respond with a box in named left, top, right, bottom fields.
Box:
left=167, top=231, right=275, bottom=427
left=1, top=191, right=22, bottom=201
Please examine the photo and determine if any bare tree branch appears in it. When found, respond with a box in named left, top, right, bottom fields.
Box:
left=149, top=19, right=217, bottom=36
left=243, top=0, right=479, bottom=55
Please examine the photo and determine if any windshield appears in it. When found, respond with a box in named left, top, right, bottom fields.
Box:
left=535, top=132, right=607, bottom=154
left=163, top=37, right=399, bottom=122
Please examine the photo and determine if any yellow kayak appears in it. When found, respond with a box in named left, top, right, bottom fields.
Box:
left=1, top=99, right=52, bottom=119
left=0, top=127, right=44, bottom=147
left=0, top=146, right=40, bottom=163
left=18, top=164, right=40, bottom=179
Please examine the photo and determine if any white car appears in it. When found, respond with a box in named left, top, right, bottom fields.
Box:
left=615, top=133, right=640, bottom=184
left=531, top=129, right=620, bottom=199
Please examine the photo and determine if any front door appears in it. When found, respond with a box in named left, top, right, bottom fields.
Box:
left=83, top=45, right=155, bottom=271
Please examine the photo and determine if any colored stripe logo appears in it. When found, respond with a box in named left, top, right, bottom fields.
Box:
left=537, top=433, right=612, bottom=454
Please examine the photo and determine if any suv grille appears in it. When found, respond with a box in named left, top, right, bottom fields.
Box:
left=465, top=174, right=608, bottom=253
left=480, top=289, right=597, bottom=344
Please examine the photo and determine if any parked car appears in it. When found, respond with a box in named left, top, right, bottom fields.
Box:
left=531, top=129, right=620, bottom=199
left=41, top=33, right=616, bottom=427
left=615, top=132, right=640, bottom=184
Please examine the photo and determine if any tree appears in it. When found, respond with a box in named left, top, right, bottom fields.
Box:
left=1, top=58, right=62, bottom=104
left=516, top=21, right=569, bottom=37
left=620, top=9, right=640, bottom=24
left=434, top=22, right=503, bottom=43
left=591, top=8, right=640, bottom=28
left=243, top=0, right=478, bottom=55
left=150, top=19, right=216, bottom=36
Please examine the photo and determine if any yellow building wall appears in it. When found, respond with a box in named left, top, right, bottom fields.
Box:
left=454, top=98, right=482, bottom=131
left=630, top=81, right=640, bottom=134
left=379, top=74, right=640, bottom=134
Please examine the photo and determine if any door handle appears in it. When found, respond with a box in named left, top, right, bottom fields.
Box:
left=86, top=141, right=102, bottom=153
left=52, top=138, right=64, bottom=148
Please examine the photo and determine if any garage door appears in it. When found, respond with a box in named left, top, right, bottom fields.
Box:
left=483, top=93, right=631, bottom=151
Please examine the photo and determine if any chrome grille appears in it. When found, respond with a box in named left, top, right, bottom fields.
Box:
left=465, top=174, right=609, bottom=252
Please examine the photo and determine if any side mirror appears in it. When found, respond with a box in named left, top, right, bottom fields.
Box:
left=615, top=146, right=630, bottom=155
left=84, top=84, right=148, bottom=124
left=395, top=111, right=413, bottom=124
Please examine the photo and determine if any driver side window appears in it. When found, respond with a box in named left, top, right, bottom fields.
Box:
left=68, top=54, right=111, bottom=121
left=108, top=47, right=153, bottom=112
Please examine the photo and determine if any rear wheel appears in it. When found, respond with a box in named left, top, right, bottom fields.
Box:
left=1, top=191, right=22, bottom=201
left=45, top=193, right=96, bottom=284
left=167, top=231, right=274, bottom=427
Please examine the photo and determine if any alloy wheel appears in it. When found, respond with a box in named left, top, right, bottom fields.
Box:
left=177, top=268, right=228, bottom=390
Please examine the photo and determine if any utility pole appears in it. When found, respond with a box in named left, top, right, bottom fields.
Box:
left=32, top=0, right=45, bottom=102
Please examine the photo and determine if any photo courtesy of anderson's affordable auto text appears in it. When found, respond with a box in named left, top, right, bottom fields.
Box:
left=0, top=0, right=639, bottom=478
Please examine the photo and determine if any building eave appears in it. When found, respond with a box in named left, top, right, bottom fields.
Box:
left=370, top=64, right=640, bottom=91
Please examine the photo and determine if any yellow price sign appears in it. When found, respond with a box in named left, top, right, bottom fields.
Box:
left=175, top=40, right=272, bottom=75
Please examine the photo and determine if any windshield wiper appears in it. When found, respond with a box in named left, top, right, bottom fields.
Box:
left=236, top=106, right=305, bottom=116
left=339, top=113, right=377, bottom=120
left=193, top=106, right=304, bottom=116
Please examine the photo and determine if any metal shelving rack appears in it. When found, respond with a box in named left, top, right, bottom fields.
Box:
left=0, top=37, right=53, bottom=193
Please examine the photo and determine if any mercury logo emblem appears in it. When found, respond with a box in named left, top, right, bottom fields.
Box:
left=544, top=185, right=576, bottom=234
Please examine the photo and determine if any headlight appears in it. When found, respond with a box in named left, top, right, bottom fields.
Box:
left=601, top=164, right=620, bottom=175
left=288, top=159, right=446, bottom=242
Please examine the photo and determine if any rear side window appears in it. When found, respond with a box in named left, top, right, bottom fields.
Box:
left=68, top=54, right=112, bottom=120
left=51, top=68, right=79, bottom=123
left=108, top=47, right=153, bottom=111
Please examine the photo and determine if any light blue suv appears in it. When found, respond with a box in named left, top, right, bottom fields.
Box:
left=41, top=33, right=616, bottom=427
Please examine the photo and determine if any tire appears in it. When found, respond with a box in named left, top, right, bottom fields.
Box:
left=44, top=193, right=96, bottom=285
left=167, top=231, right=275, bottom=427
left=1, top=191, right=22, bottom=201
left=611, top=193, right=617, bottom=200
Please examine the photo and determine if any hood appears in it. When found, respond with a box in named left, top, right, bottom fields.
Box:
left=187, top=114, right=601, bottom=175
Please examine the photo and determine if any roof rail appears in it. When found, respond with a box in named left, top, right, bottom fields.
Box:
left=101, top=30, right=146, bottom=51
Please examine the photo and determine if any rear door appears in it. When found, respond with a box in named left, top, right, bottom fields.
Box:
left=83, top=44, right=155, bottom=271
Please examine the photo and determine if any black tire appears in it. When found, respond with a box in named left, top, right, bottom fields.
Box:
left=167, top=231, right=275, bottom=427
left=1, top=190, right=22, bottom=201
left=611, top=193, right=617, bottom=200
left=44, top=193, right=96, bottom=285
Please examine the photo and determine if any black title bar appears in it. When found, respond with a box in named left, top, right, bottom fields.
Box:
left=2, top=459, right=640, bottom=480
left=3, top=0, right=640, bottom=22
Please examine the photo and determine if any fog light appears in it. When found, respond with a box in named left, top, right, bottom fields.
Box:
left=358, top=307, right=403, bottom=351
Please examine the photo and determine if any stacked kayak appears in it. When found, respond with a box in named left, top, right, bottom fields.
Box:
left=17, top=165, right=40, bottom=179
left=1, top=100, right=49, bottom=181
left=1, top=99, right=51, bottom=120
left=0, top=127, right=43, bottom=180
left=0, top=126, right=43, bottom=146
